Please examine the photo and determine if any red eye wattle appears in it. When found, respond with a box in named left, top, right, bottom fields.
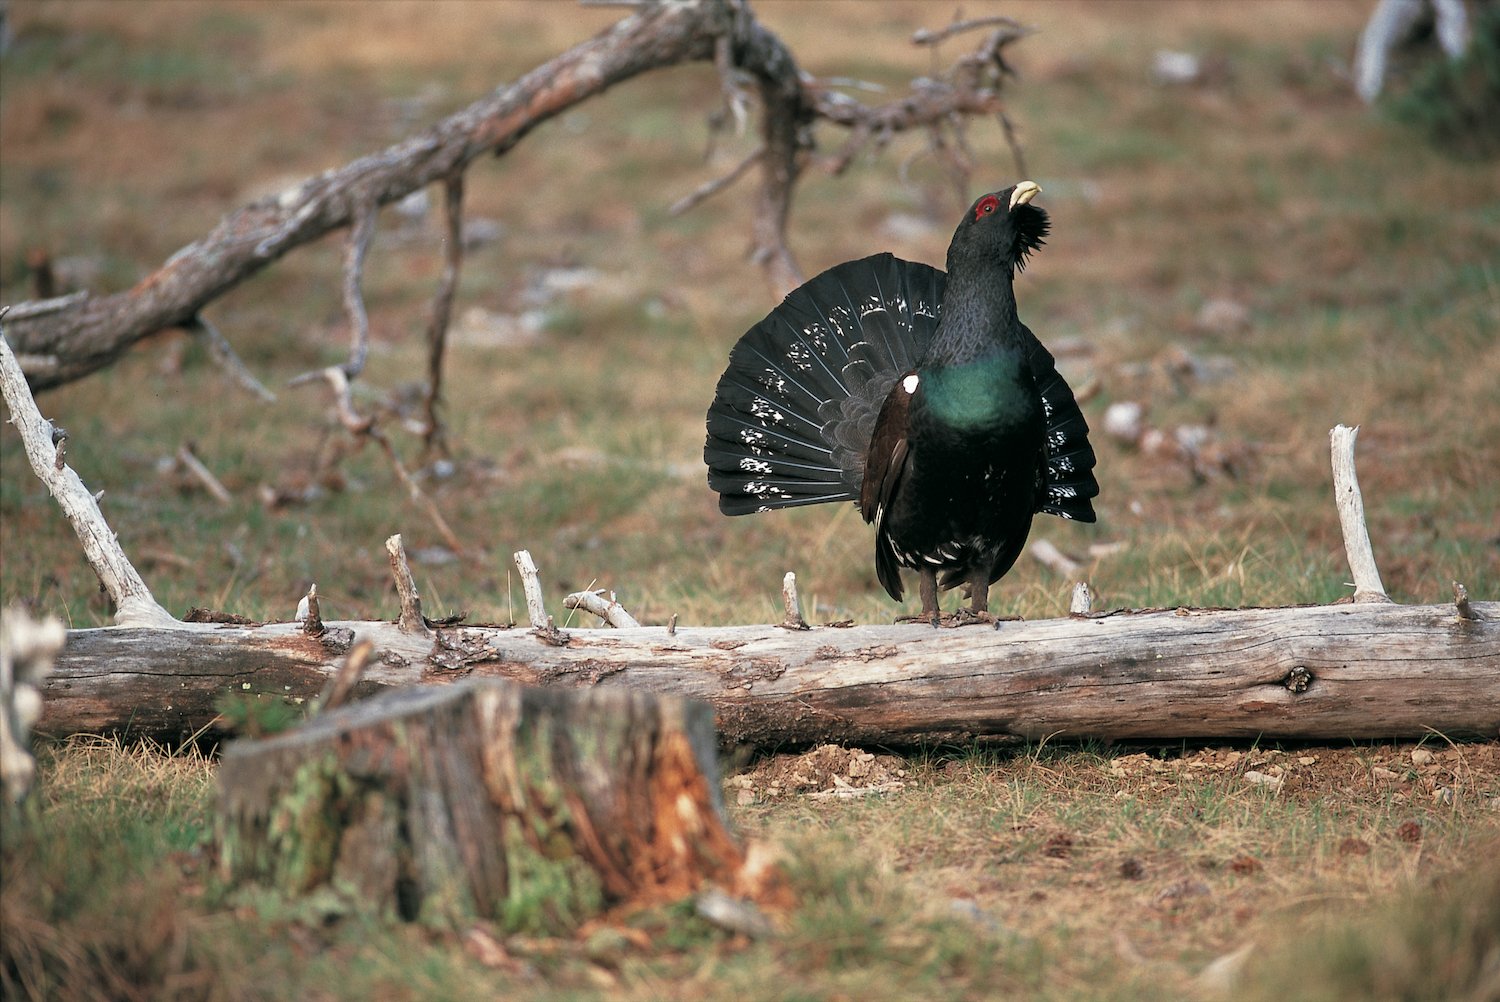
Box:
left=974, top=195, right=1001, bottom=220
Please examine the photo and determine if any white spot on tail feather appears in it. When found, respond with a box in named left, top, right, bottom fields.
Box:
left=902, top=373, right=919, bottom=393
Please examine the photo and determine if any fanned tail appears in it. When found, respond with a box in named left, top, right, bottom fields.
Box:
left=1024, top=334, right=1100, bottom=522
left=705, top=254, right=944, bottom=515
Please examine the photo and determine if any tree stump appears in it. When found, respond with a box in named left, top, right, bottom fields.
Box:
left=217, top=679, right=771, bottom=932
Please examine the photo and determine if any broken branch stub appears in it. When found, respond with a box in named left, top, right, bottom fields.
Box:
left=512, top=550, right=548, bottom=629
left=1330, top=425, right=1392, bottom=603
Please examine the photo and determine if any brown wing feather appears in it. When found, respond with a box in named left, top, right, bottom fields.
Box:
left=861, top=372, right=918, bottom=601
left=859, top=371, right=917, bottom=523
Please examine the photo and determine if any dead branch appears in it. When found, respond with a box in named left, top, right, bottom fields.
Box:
left=1354, top=0, right=1470, bottom=103
left=175, top=442, right=233, bottom=507
left=37, top=602, right=1500, bottom=747
left=315, top=638, right=375, bottom=714
left=513, top=550, right=548, bottom=629
left=183, top=315, right=276, bottom=403
left=0, top=325, right=177, bottom=628
left=338, top=201, right=378, bottom=380
left=1069, top=582, right=1093, bottom=615
left=421, top=174, right=465, bottom=457
left=669, top=146, right=765, bottom=216
left=563, top=589, right=642, bottom=628
left=289, top=365, right=465, bottom=555
left=297, top=583, right=324, bottom=636
left=1331, top=425, right=1391, bottom=603
left=27, top=401, right=1499, bottom=751
left=4, top=0, right=1031, bottom=389
left=385, top=534, right=430, bottom=636
left=780, top=572, right=810, bottom=631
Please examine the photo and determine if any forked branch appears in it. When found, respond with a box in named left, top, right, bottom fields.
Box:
left=4, top=0, right=1030, bottom=389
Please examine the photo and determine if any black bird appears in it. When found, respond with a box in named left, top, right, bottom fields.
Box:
left=704, top=181, right=1098, bottom=625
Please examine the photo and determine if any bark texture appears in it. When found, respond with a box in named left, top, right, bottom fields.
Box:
left=42, top=601, right=1500, bottom=748
left=217, top=679, right=775, bottom=930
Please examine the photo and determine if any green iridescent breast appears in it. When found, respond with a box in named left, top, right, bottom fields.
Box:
left=918, top=350, right=1036, bottom=433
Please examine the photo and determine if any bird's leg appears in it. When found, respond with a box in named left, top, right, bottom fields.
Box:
left=949, top=569, right=996, bottom=627
left=920, top=567, right=940, bottom=627
left=968, top=573, right=990, bottom=616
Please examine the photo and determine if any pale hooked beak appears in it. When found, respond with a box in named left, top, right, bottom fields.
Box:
left=1009, top=180, right=1041, bottom=210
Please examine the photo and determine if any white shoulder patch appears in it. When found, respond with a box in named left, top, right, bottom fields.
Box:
left=901, top=373, right=919, bottom=394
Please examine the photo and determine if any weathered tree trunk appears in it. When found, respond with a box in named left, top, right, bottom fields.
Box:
left=43, top=600, right=1500, bottom=748
left=218, top=678, right=778, bottom=930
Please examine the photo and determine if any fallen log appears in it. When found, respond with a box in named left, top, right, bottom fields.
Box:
left=42, top=600, right=1500, bottom=747
left=7, top=325, right=1497, bottom=749
left=217, top=678, right=781, bottom=930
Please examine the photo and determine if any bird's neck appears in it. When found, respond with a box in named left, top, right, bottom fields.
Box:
left=926, top=265, right=1022, bottom=368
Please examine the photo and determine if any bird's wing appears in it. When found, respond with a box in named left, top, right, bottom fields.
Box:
left=1021, top=325, right=1100, bottom=522
left=860, top=372, right=917, bottom=600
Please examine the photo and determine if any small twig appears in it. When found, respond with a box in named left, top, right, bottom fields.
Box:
left=290, top=366, right=466, bottom=556
left=0, top=326, right=177, bottom=628
left=340, top=201, right=378, bottom=379
left=51, top=425, right=67, bottom=471
left=1031, top=539, right=1082, bottom=577
left=1454, top=582, right=1480, bottom=621
left=385, top=534, right=430, bottom=635
left=695, top=888, right=773, bottom=940
left=911, top=15, right=1032, bottom=47
left=669, top=146, right=764, bottom=216
left=780, top=571, right=810, bottom=631
left=534, top=615, right=571, bottom=647
left=513, top=550, right=548, bottom=629
left=176, top=442, right=233, bottom=506
left=563, top=589, right=642, bottom=628
left=1330, top=425, right=1392, bottom=603
left=1070, top=582, right=1093, bottom=616
left=1, top=291, right=87, bottom=322
left=668, top=613, right=678, bottom=635
left=421, top=173, right=465, bottom=458
left=995, top=108, right=1028, bottom=178
left=318, top=639, right=374, bottom=714
left=713, top=32, right=751, bottom=137
left=183, top=314, right=276, bottom=403
left=297, top=583, right=324, bottom=636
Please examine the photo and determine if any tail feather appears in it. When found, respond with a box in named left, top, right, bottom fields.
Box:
left=705, top=254, right=943, bottom=514
left=1028, top=346, right=1100, bottom=522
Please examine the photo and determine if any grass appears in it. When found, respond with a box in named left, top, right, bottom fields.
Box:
left=2, top=1, right=1499, bottom=999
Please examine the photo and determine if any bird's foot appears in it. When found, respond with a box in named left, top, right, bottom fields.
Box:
left=946, top=608, right=996, bottom=628
left=895, top=612, right=944, bottom=628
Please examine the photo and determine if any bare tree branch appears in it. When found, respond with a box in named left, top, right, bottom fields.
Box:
left=339, top=201, right=378, bottom=380
left=0, top=323, right=178, bottom=628
left=183, top=315, right=276, bottom=403
left=290, top=366, right=466, bottom=555
left=669, top=146, right=764, bottom=216
left=421, top=174, right=465, bottom=458
left=1330, top=425, right=1392, bottom=604
left=4, top=0, right=1030, bottom=389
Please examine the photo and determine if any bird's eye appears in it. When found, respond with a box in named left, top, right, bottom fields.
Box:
left=974, top=195, right=1001, bottom=220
